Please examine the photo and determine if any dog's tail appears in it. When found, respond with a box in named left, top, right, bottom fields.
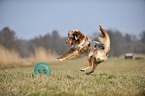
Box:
left=98, top=25, right=110, bottom=55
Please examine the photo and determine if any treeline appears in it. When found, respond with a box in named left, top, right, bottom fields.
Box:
left=0, top=27, right=145, bottom=57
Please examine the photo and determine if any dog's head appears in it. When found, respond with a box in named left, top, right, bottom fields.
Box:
left=66, top=30, right=85, bottom=47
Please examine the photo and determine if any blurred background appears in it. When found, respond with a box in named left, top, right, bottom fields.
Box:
left=0, top=0, right=145, bottom=69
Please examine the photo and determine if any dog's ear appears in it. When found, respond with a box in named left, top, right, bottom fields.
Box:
left=74, top=31, right=81, bottom=38
left=73, top=31, right=79, bottom=40
left=76, top=31, right=85, bottom=40
left=73, top=30, right=85, bottom=42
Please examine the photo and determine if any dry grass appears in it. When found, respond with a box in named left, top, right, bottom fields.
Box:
left=0, top=45, right=31, bottom=69
left=0, top=45, right=57, bottom=69
left=0, top=58, right=145, bottom=96
left=30, top=46, right=57, bottom=64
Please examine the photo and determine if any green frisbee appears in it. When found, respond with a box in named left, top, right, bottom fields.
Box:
left=34, top=63, right=51, bottom=77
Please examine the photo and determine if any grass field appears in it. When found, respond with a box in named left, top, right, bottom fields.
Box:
left=0, top=58, right=145, bottom=96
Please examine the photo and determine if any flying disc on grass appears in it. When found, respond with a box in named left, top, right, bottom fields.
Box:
left=34, top=63, right=51, bottom=77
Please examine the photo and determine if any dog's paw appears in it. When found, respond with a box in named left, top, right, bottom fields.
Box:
left=80, top=69, right=85, bottom=72
left=56, top=57, right=60, bottom=59
left=86, top=72, right=91, bottom=75
left=59, top=59, right=64, bottom=62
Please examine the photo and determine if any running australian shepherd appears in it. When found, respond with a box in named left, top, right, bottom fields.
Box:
left=58, top=25, right=110, bottom=75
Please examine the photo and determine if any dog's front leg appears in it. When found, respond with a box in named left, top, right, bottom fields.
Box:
left=59, top=51, right=83, bottom=62
left=58, top=48, right=74, bottom=59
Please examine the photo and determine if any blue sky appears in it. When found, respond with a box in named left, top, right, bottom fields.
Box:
left=0, top=0, right=145, bottom=40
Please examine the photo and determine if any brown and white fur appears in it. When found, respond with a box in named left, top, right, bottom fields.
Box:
left=58, top=25, right=110, bottom=75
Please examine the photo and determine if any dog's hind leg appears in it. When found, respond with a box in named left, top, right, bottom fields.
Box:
left=86, top=60, right=101, bottom=75
left=80, top=56, right=93, bottom=72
